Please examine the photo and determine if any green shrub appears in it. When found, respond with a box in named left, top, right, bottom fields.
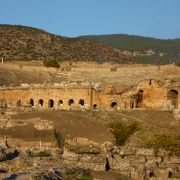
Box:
left=43, top=59, right=60, bottom=68
left=65, top=167, right=91, bottom=180
left=54, top=129, right=64, bottom=148
left=69, top=145, right=100, bottom=154
left=31, top=150, right=51, bottom=157
left=142, top=134, right=180, bottom=152
left=175, top=60, right=180, bottom=67
left=110, top=121, right=139, bottom=146
left=110, top=67, right=117, bottom=71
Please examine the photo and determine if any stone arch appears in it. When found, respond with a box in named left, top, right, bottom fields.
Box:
left=105, top=158, right=110, bottom=171
left=130, top=102, right=134, bottom=109
left=0, top=99, right=6, bottom=108
left=124, top=101, right=127, bottom=109
left=149, top=79, right=152, bottom=85
left=68, top=99, right=74, bottom=106
left=167, top=89, right=178, bottom=109
left=93, top=104, right=97, bottom=110
left=30, top=99, right=34, bottom=106
left=58, top=100, right=63, bottom=106
left=137, top=90, right=144, bottom=108
left=48, top=99, right=54, bottom=108
left=38, top=99, right=44, bottom=106
left=79, top=99, right=85, bottom=106
left=111, top=102, right=117, bottom=109
left=17, top=100, right=21, bottom=107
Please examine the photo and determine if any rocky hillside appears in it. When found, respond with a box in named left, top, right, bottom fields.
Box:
left=82, top=34, right=180, bottom=64
left=0, top=25, right=130, bottom=63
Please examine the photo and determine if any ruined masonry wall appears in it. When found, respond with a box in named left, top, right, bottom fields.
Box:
left=0, top=87, right=120, bottom=110
left=0, top=79, right=180, bottom=110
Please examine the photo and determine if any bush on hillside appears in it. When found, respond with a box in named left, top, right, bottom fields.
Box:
left=175, top=60, right=180, bottom=67
left=43, top=59, right=60, bottom=68
left=142, top=134, right=180, bottom=152
left=109, top=121, right=140, bottom=146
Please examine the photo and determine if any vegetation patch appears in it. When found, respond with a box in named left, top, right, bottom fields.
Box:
left=65, top=167, right=92, bottom=180
left=84, top=34, right=180, bottom=64
left=110, top=67, right=117, bottom=71
left=109, top=121, right=140, bottom=146
left=54, top=129, right=64, bottom=148
left=69, top=145, right=100, bottom=154
left=31, top=150, right=52, bottom=157
left=141, top=133, right=180, bottom=152
left=175, top=60, right=180, bottom=67
left=43, top=59, right=60, bottom=68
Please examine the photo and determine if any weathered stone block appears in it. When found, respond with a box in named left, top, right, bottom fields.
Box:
left=119, top=146, right=136, bottom=156
left=61, top=151, right=79, bottom=161
left=78, top=154, right=106, bottom=163
left=136, top=148, right=155, bottom=156
left=108, top=157, right=131, bottom=172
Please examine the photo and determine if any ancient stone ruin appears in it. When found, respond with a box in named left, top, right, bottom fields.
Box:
left=0, top=78, right=179, bottom=111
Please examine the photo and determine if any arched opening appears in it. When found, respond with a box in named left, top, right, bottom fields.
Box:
left=111, top=102, right=117, bottom=109
left=149, top=79, right=152, bottom=85
left=130, top=102, right=134, bottom=109
left=105, top=158, right=110, bottom=171
left=167, top=89, right=178, bottom=108
left=168, top=171, right=173, bottom=178
left=68, top=99, right=74, bottom=106
left=93, top=104, right=97, bottom=110
left=0, top=99, right=6, bottom=108
left=58, top=100, right=63, bottom=106
left=149, top=171, right=155, bottom=178
left=48, top=99, right=54, bottom=108
left=79, top=99, right=85, bottom=106
left=17, top=100, right=21, bottom=107
left=30, top=99, right=34, bottom=106
left=137, top=90, right=143, bottom=108
left=38, top=99, right=43, bottom=106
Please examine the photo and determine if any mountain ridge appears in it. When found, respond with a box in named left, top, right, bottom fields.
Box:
left=0, top=24, right=129, bottom=63
left=1, top=24, right=180, bottom=64
left=81, top=34, right=180, bottom=64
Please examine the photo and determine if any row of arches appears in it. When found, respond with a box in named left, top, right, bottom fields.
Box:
left=28, top=99, right=85, bottom=108
left=16, top=98, right=117, bottom=110
left=13, top=89, right=180, bottom=110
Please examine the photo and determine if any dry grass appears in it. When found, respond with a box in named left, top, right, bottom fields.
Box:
left=1, top=61, right=180, bottom=99
left=1, top=61, right=180, bottom=90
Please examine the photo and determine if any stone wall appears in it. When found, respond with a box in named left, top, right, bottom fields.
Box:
left=62, top=145, right=180, bottom=179
left=0, top=86, right=119, bottom=110
left=0, top=79, right=180, bottom=111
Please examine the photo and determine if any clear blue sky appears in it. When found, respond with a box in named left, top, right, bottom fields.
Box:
left=0, top=0, right=180, bottom=39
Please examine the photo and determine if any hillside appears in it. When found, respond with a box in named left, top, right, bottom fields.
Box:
left=0, top=25, right=129, bottom=63
left=82, top=34, right=180, bottom=64
left=1, top=25, right=180, bottom=64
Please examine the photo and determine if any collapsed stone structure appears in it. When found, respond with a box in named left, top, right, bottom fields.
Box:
left=0, top=79, right=179, bottom=111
